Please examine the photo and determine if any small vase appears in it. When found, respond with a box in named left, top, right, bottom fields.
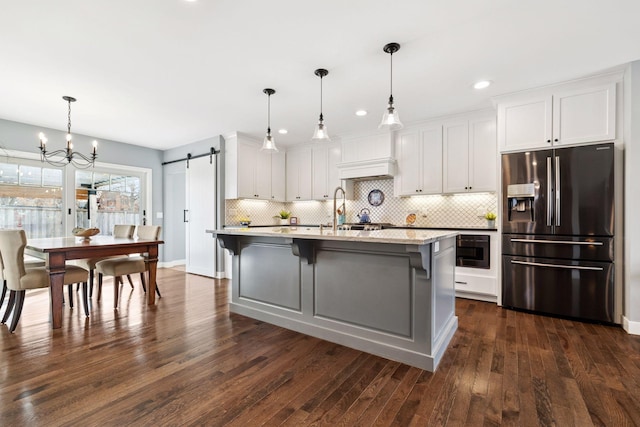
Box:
left=280, top=218, right=289, bottom=226
left=487, top=219, right=496, bottom=229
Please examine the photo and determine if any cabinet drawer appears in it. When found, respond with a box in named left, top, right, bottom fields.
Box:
left=454, top=273, right=496, bottom=296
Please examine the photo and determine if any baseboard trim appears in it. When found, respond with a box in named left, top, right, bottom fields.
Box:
left=622, top=316, right=640, bottom=335
left=158, top=260, right=185, bottom=268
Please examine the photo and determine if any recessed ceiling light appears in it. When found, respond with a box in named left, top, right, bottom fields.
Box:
left=473, top=80, right=492, bottom=90
left=278, top=129, right=288, bottom=134
left=355, top=110, right=367, bottom=116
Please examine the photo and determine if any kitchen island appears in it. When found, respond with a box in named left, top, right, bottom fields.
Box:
left=215, top=226, right=458, bottom=371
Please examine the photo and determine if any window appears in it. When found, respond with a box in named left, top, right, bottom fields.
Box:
left=0, top=162, right=63, bottom=238
left=75, top=170, right=142, bottom=235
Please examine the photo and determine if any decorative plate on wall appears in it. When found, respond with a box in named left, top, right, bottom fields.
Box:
left=368, top=189, right=384, bottom=206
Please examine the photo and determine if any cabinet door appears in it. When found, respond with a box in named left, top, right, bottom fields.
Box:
left=297, top=149, right=313, bottom=200
left=271, top=151, right=286, bottom=201
left=469, top=117, right=497, bottom=192
left=552, top=83, right=616, bottom=146
left=443, top=120, right=469, bottom=193
left=327, top=143, right=343, bottom=197
left=497, top=95, right=553, bottom=151
left=312, top=146, right=330, bottom=199
left=420, top=126, right=443, bottom=194
left=255, top=150, right=272, bottom=199
left=237, top=141, right=257, bottom=198
left=394, top=130, right=423, bottom=196
left=286, top=149, right=312, bottom=201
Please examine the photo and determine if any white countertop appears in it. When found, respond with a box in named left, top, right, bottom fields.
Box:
left=213, top=226, right=458, bottom=245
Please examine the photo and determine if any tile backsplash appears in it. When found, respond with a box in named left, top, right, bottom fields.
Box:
left=225, top=178, right=497, bottom=228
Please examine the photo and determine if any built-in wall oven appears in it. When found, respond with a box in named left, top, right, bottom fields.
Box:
left=456, top=234, right=490, bottom=269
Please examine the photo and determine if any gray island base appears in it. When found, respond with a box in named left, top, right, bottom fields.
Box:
left=216, top=227, right=459, bottom=372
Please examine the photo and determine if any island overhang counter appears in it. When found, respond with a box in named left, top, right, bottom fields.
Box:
left=215, top=227, right=459, bottom=371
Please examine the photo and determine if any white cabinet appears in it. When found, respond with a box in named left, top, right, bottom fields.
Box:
left=442, top=117, right=496, bottom=193
left=225, top=133, right=283, bottom=200
left=254, top=149, right=272, bottom=199
left=454, top=230, right=499, bottom=302
left=394, top=125, right=442, bottom=196
left=498, top=82, right=616, bottom=151
left=286, top=148, right=312, bottom=201
left=270, top=151, right=286, bottom=201
left=312, top=143, right=347, bottom=200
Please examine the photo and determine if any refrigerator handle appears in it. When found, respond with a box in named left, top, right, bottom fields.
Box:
left=546, top=157, right=552, bottom=226
left=555, top=156, right=560, bottom=226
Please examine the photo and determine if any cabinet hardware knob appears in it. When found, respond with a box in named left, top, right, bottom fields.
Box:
left=547, top=139, right=551, bottom=143
left=554, top=138, right=558, bottom=142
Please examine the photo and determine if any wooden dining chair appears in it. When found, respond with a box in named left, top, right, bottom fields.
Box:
left=0, top=230, right=90, bottom=333
left=95, top=225, right=162, bottom=309
left=68, top=224, right=135, bottom=299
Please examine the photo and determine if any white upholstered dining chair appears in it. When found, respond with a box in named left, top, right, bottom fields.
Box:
left=94, top=225, right=162, bottom=309
left=0, top=229, right=89, bottom=333
left=68, top=224, right=135, bottom=299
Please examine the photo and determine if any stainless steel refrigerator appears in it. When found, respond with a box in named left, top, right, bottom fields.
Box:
left=501, top=143, right=615, bottom=323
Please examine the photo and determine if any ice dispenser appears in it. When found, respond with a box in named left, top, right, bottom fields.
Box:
left=506, top=183, right=535, bottom=222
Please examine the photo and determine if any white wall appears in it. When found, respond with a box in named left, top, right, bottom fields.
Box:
left=624, top=62, right=640, bottom=333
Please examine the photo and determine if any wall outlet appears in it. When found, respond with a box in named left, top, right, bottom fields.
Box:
left=476, top=208, right=486, bottom=218
left=229, top=208, right=238, bottom=216
left=156, top=212, right=163, bottom=219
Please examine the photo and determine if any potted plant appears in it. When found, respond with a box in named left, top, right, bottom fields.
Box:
left=238, top=216, right=251, bottom=227
left=276, top=210, right=291, bottom=225
left=484, top=212, right=497, bottom=228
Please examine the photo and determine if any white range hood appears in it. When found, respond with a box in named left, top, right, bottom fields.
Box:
left=336, top=131, right=396, bottom=180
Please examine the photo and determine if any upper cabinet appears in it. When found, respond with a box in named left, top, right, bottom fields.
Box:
left=395, top=111, right=496, bottom=197
left=497, top=81, right=617, bottom=152
left=312, top=143, right=343, bottom=200
left=271, top=151, right=286, bottom=202
left=394, top=125, right=442, bottom=196
left=225, top=133, right=284, bottom=200
left=286, top=148, right=313, bottom=201
left=443, top=116, right=496, bottom=193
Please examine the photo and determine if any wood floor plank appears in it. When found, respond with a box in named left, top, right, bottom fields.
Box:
left=1, top=269, right=640, bottom=426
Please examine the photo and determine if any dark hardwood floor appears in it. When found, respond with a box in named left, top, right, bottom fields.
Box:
left=1, top=267, right=639, bottom=426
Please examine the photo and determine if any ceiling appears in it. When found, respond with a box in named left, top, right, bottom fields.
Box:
left=1, top=0, right=640, bottom=151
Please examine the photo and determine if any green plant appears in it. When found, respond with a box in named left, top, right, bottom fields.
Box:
left=277, top=210, right=291, bottom=219
left=484, top=212, right=497, bottom=221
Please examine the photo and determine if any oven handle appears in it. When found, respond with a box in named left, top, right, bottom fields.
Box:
left=510, top=238, right=603, bottom=246
left=511, top=260, right=603, bottom=271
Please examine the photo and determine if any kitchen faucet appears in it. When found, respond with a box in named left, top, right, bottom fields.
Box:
left=333, top=186, right=346, bottom=232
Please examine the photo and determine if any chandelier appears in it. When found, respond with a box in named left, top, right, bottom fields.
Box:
left=38, top=96, right=97, bottom=168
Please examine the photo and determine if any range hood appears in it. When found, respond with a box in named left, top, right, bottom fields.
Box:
left=337, top=158, right=396, bottom=180
left=336, top=131, right=396, bottom=180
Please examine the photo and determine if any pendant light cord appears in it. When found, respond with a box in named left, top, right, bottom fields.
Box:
left=319, top=74, right=324, bottom=122
left=267, top=92, right=271, bottom=134
left=389, top=51, right=394, bottom=104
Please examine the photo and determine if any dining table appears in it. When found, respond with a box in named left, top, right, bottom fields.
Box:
left=25, top=235, right=164, bottom=329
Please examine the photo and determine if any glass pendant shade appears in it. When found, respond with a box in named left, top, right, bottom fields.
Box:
left=379, top=99, right=403, bottom=130
left=261, top=132, right=278, bottom=151
left=311, top=120, right=330, bottom=141
left=260, top=88, right=278, bottom=151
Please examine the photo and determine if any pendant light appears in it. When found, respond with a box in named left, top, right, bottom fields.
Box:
left=311, top=68, right=331, bottom=141
left=379, top=42, right=403, bottom=130
left=261, top=88, right=278, bottom=152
